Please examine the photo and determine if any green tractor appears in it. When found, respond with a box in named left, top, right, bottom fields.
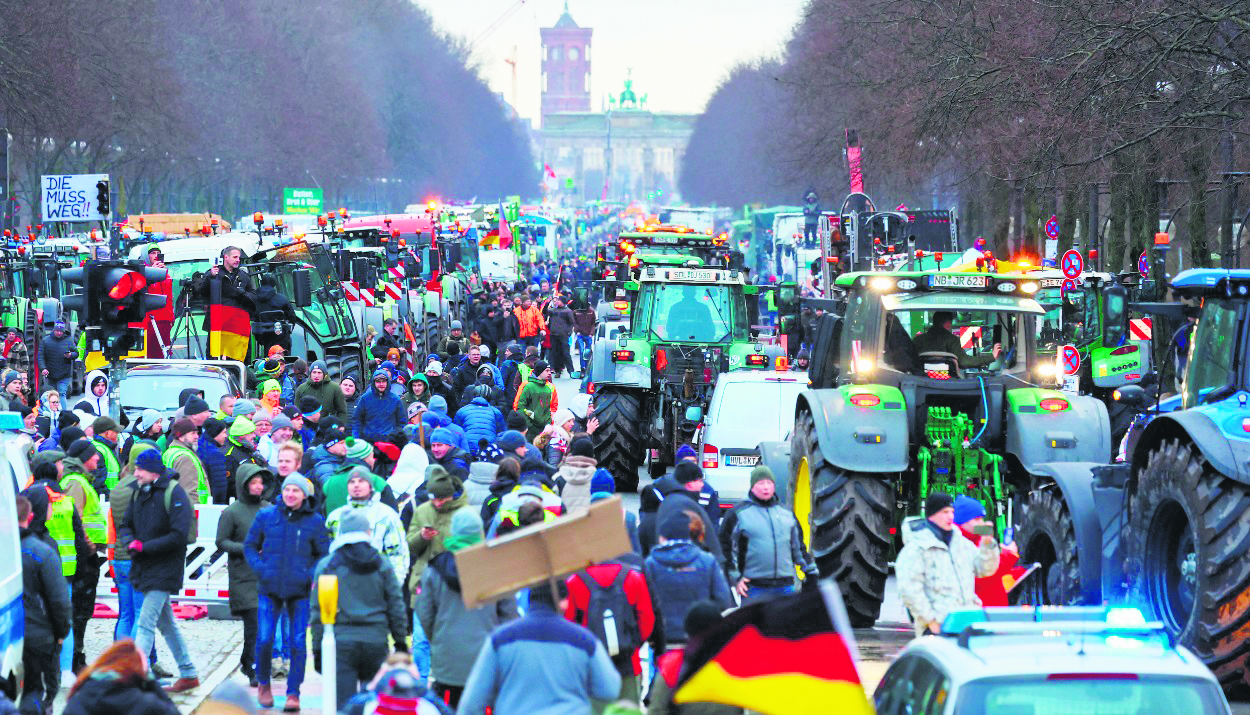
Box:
left=778, top=270, right=1117, bottom=626
left=589, top=251, right=781, bottom=491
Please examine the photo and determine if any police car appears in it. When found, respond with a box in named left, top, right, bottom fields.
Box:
left=872, top=606, right=1231, bottom=715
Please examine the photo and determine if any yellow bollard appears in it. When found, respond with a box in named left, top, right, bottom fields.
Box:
left=318, top=574, right=338, bottom=715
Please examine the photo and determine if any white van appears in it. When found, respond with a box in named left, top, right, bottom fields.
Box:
left=0, top=415, right=32, bottom=698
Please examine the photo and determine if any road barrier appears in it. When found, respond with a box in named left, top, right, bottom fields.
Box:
left=98, top=502, right=233, bottom=605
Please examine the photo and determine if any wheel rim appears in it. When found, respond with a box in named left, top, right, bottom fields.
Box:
left=1144, top=499, right=1196, bottom=633
left=794, top=457, right=812, bottom=549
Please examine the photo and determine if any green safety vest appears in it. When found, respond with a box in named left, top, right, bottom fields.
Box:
left=46, top=493, right=77, bottom=577
left=162, top=443, right=209, bottom=505
left=59, top=472, right=106, bottom=545
left=93, top=438, right=121, bottom=492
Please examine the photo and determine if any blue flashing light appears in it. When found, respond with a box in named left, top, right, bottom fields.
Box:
left=0, top=412, right=24, bottom=430
left=1106, top=607, right=1147, bottom=627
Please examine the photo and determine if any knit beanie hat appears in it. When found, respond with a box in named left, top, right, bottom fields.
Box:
left=338, top=508, right=371, bottom=535
left=30, top=450, right=64, bottom=470
left=137, top=408, right=162, bottom=432
left=552, top=408, right=574, bottom=428
left=59, top=426, right=85, bottom=451
left=407, top=401, right=427, bottom=419
left=298, top=396, right=322, bottom=417
left=345, top=437, right=373, bottom=461
left=232, top=400, right=257, bottom=418
left=430, top=427, right=456, bottom=447
left=444, top=509, right=484, bottom=552
left=675, top=444, right=698, bottom=461
left=66, top=439, right=98, bottom=464
left=429, top=395, right=448, bottom=415
left=569, top=436, right=595, bottom=459
left=749, top=465, right=775, bottom=487
left=270, top=414, right=294, bottom=431
left=183, top=397, right=211, bottom=417
left=260, top=379, right=281, bottom=397
left=926, top=491, right=955, bottom=517
left=134, top=449, right=164, bottom=474
left=673, top=461, right=704, bottom=485
left=658, top=507, right=695, bottom=540
left=202, top=417, right=227, bottom=439
left=310, top=360, right=329, bottom=377
left=590, top=468, right=615, bottom=497
left=496, top=430, right=526, bottom=451
left=532, top=359, right=549, bottom=376
left=170, top=418, right=198, bottom=439
left=2, top=369, right=20, bottom=388
left=252, top=409, right=273, bottom=425
left=953, top=495, right=987, bottom=525
left=228, top=416, right=257, bottom=438
left=684, top=601, right=724, bottom=640
left=425, top=466, right=460, bottom=498
left=92, top=416, right=120, bottom=434
left=282, top=474, right=314, bottom=498
left=505, top=411, right=528, bottom=431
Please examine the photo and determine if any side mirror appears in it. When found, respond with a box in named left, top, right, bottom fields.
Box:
left=1102, top=284, right=1128, bottom=346
left=779, top=286, right=797, bottom=304
left=292, top=269, right=313, bottom=308
left=1112, top=384, right=1148, bottom=408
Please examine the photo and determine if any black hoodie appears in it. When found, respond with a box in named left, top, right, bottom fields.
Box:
left=310, top=540, right=407, bottom=645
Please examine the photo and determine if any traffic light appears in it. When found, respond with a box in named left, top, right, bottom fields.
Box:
left=384, top=229, right=401, bottom=267
left=61, top=264, right=100, bottom=326
left=95, top=180, right=110, bottom=216
left=97, top=262, right=167, bottom=359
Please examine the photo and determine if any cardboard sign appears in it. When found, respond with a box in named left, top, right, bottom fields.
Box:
left=42, top=173, right=109, bottom=221
left=455, top=496, right=632, bottom=609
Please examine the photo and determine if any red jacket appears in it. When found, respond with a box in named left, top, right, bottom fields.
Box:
left=958, top=525, right=1024, bottom=607
left=564, top=562, right=655, bottom=675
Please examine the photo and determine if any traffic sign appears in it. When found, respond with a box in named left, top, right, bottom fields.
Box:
left=1061, top=249, right=1083, bottom=279
left=1061, top=344, right=1081, bottom=375
left=1138, top=251, right=1150, bottom=278
left=283, top=187, right=323, bottom=215
left=1060, top=345, right=1080, bottom=375
left=1061, top=278, right=1078, bottom=293
left=1045, top=215, right=1060, bottom=239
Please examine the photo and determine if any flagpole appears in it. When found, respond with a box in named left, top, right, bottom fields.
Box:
left=819, top=581, right=862, bottom=668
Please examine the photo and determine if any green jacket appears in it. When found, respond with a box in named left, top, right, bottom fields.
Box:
left=516, top=375, right=554, bottom=437
left=404, top=492, right=469, bottom=604
left=295, top=376, right=349, bottom=422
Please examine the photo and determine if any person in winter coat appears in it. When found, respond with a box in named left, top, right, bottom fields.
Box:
left=458, top=367, right=502, bottom=409
left=427, top=427, right=470, bottom=481
left=417, top=510, right=517, bottom=709
left=117, top=450, right=199, bottom=693
left=311, top=510, right=409, bottom=710
left=340, top=374, right=361, bottom=415
left=719, top=466, right=815, bottom=604
left=539, top=408, right=575, bottom=467
left=544, top=295, right=575, bottom=377
left=896, top=492, right=1001, bottom=636
left=478, top=458, right=520, bottom=527
left=293, top=361, right=348, bottom=422
left=460, top=583, right=619, bottom=715
left=354, top=369, right=406, bottom=443
left=450, top=345, right=488, bottom=397
left=215, top=464, right=272, bottom=686
left=513, top=296, right=546, bottom=349
left=403, top=374, right=432, bottom=408
left=952, top=495, right=1025, bottom=607
left=320, top=441, right=400, bottom=514
left=327, top=470, right=410, bottom=578
left=198, top=418, right=231, bottom=503
left=515, top=361, right=556, bottom=439
left=38, top=320, right=77, bottom=404
left=553, top=437, right=597, bottom=510
left=18, top=494, right=72, bottom=714
left=564, top=559, right=658, bottom=711
left=640, top=463, right=725, bottom=565
left=423, top=396, right=467, bottom=449
left=63, top=640, right=180, bottom=715
left=163, top=418, right=209, bottom=505
left=306, top=425, right=349, bottom=486
left=572, top=301, right=596, bottom=373
left=646, top=508, right=733, bottom=644
left=74, top=370, right=109, bottom=417
left=222, top=417, right=266, bottom=503
left=646, top=603, right=743, bottom=715
left=405, top=467, right=469, bottom=679
left=423, top=363, right=459, bottom=417
left=244, top=474, right=331, bottom=711
left=453, top=396, right=504, bottom=448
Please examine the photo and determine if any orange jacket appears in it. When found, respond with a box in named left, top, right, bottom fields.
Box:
left=514, top=305, right=546, bottom=338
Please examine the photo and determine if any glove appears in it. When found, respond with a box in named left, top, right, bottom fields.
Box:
left=392, top=637, right=409, bottom=653
left=312, top=650, right=321, bottom=674
left=128, top=540, right=143, bottom=553
left=803, top=563, right=820, bottom=579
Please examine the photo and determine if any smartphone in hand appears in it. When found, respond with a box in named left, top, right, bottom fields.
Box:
left=972, top=523, right=995, bottom=538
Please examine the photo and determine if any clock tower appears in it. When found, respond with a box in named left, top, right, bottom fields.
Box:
left=540, top=2, right=592, bottom=118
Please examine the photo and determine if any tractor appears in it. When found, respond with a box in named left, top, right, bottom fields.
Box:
left=1014, top=268, right=1250, bottom=692
left=771, top=269, right=1115, bottom=627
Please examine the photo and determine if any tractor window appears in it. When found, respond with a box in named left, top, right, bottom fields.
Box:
left=840, top=292, right=875, bottom=374
left=1182, top=298, right=1240, bottom=408
left=639, top=283, right=744, bottom=343
left=887, top=308, right=1026, bottom=377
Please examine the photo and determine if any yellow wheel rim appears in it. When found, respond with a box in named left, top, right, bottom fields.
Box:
left=794, top=457, right=812, bottom=549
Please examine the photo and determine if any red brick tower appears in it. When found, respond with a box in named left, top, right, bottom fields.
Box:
left=540, top=2, right=592, bottom=118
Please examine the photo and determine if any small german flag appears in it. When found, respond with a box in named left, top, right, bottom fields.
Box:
left=673, top=586, right=874, bottom=715
left=208, top=303, right=251, bottom=361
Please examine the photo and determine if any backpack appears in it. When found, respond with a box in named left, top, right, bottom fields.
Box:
left=580, top=564, right=642, bottom=657
left=162, top=480, right=198, bottom=544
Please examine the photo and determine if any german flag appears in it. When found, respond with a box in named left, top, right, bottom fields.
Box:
left=208, top=303, right=251, bottom=361
left=674, top=586, right=873, bottom=715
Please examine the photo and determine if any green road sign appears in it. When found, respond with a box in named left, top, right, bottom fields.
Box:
left=564, top=177, right=575, bottom=189
left=283, top=187, right=323, bottom=215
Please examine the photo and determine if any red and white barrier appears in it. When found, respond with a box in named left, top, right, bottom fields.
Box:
left=1130, top=318, right=1152, bottom=341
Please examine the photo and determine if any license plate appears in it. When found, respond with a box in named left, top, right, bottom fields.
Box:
left=726, top=454, right=760, bottom=467
left=927, top=274, right=988, bottom=288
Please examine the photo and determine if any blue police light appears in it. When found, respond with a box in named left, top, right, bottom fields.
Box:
left=0, top=412, right=24, bottom=430
left=1106, top=607, right=1147, bottom=627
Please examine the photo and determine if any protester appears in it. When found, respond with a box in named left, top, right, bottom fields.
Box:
left=163, top=418, right=209, bottom=505
left=18, top=494, right=72, bottom=715
left=215, top=464, right=272, bottom=687
left=952, top=495, right=1023, bottom=607
left=223, top=417, right=266, bottom=502
left=341, top=374, right=361, bottom=415
left=38, top=320, right=77, bottom=404
left=60, top=440, right=107, bottom=673
left=326, top=470, right=410, bottom=577
left=428, top=428, right=470, bottom=480
left=515, top=361, right=556, bottom=439
left=199, top=418, right=231, bottom=504
left=640, top=462, right=724, bottom=564
left=719, top=466, right=815, bottom=604
left=405, top=466, right=468, bottom=680
left=646, top=603, right=742, bottom=715
left=89, top=416, right=122, bottom=494
left=896, top=492, right=1002, bottom=636
left=553, top=436, right=598, bottom=510
left=295, top=361, right=349, bottom=422
left=646, top=509, right=733, bottom=644
left=355, top=369, right=406, bottom=443
left=453, top=395, right=505, bottom=448
left=245, top=474, right=331, bottom=710
left=62, top=641, right=179, bottom=715
left=311, top=510, right=409, bottom=710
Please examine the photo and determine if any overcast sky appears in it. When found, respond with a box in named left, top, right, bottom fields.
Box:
left=419, top=0, right=807, bottom=124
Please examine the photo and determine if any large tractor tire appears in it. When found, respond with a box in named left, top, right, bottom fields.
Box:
left=1125, top=439, right=1250, bottom=691
left=592, top=387, right=644, bottom=493
left=324, top=347, right=363, bottom=384
left=1014, top=486, right=1083, bottom=606
left=791, top=410, right=892, bottom=628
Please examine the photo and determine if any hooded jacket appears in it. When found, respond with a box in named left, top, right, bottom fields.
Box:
left=321, top=464, right=399, bottom=515
left=403, top=374, right=432, bottom=407
left=516, top=373, right=555, bottom=437
left=310, top=536, right=408, bottom=646
left=896, top=518, right=1001, bottom=635
left=20, top=525, right=72, bottom=647
left=353, top=369, right=406, bottom=442
left=118, top=470, right=192, bottom=594
left=405, top=490, right=469, bottom=602
left=197, top=432, right=230, bottom=504
left=308, top=444, right=345, bottom=486
left=327, top=493, right=410, bottom=577
left=453, top=396, right=505, bottom=448
left=38, top=330, right=77, bottom=380
left=553, top=455, right=598, bottom=512
left=244, top=497, right=331, bottom=599
left=296, top=361, right=349, bottom=422
left=640, top=476, right=725, bottom=565
left=215, top=464, right=271, bottom=613
left=644, top=541, right=733, bottom=643
left=418, top=551, right=518, bottom=687
left=76, top=369, right=109, bottom=417
left=513, top=304, right=545, bottom=338
left=719, top=491, right=814, bottom=586
left=62, top=673, right=180, bottom=715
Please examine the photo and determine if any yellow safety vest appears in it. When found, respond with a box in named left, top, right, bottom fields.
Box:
left=162, top=443, right=209, bottom=505
left=93, top=438, right=121, bottom=492
left=59, top=472, right=106, bottom=545
left=46, top=492, right=77, bottom=577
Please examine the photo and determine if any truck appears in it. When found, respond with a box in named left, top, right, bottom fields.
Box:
left=768, top=269, right=1115, bottom=627
left=1013, top=268, right=1250, bottom=693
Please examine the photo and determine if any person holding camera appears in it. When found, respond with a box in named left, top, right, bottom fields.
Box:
left=144, top=245, right=175, bottom=359
left=896, top=492, right=1001, bottom=637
